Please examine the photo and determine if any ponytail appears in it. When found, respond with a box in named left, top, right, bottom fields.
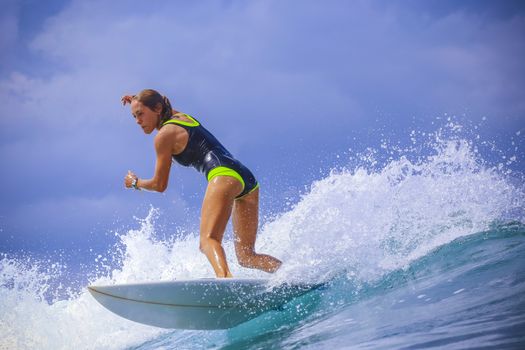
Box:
left=161, top=95, right=173, bottom=124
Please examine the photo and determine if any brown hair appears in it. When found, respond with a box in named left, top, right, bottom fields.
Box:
left=132, top=89, right=173, bottom=125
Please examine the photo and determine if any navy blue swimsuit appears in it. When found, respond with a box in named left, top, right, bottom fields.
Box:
left=161, top=115, right=258, bottom=198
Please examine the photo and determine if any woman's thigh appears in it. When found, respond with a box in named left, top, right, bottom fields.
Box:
left=200, top=176, right=243, bottom=242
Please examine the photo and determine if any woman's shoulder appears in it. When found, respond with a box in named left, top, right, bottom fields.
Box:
left=155, top=123, right=185, bottom=149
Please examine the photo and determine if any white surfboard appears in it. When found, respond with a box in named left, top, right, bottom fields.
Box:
left=88, top=278, right=323, bottom=330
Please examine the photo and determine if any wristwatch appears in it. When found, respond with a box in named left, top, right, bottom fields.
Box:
left=131, top=177, right=140, bottom=190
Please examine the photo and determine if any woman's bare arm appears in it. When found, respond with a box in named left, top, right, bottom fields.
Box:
left=124, top=131, right=173, bottom=192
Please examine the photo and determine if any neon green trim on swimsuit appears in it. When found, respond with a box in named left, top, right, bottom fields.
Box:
left=162, top=114, right=200, bottom=127
left=207, top=166, right=245, bottom=190
left=236, top=182, right=259, bottom=199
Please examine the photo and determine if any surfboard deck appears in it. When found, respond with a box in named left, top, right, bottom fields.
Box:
left=88, top=278, right=323, bottom=329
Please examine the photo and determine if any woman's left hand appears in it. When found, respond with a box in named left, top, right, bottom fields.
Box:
left=124, top=170, right=138, bottom=189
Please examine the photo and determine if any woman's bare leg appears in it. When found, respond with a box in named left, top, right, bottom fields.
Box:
left=200, top=176, right=243, bottom=278
left=233, top=188, right=282, bottom=273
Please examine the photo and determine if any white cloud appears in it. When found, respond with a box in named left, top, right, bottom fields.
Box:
left=3, top=0, right=523, bottom=133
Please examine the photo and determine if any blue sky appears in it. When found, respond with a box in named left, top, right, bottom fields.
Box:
left=1, top=0, right=524, bottom=261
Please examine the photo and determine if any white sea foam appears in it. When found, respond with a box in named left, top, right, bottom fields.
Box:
left=268, top=133, right=523, bottom=285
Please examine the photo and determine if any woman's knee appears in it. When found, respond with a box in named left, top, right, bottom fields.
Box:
left=200, top=236, right=219, bottom=253
left=236, top=248, right=256, bottom=267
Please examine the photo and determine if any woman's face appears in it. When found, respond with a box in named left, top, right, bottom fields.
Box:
left=131, top=100, right=160, bottom=134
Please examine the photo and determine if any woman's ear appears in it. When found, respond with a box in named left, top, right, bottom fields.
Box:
left=155, top=102, right=163, bottom=114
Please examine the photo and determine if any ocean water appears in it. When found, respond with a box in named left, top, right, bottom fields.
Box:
left=1, top=125, right=524, bottom=349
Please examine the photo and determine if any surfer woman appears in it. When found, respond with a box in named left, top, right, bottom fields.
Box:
left=121, top=89, right=282, bottom=278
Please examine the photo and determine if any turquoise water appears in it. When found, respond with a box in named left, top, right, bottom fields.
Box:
left=132, top=224, right=525, bottom=349
left=1, top=128, right=524, bottom=349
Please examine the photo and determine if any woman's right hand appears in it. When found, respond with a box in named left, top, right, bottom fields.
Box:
left=124, top=170, right=138, bottom=189
left=121, top=95, right=134, bottom=106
